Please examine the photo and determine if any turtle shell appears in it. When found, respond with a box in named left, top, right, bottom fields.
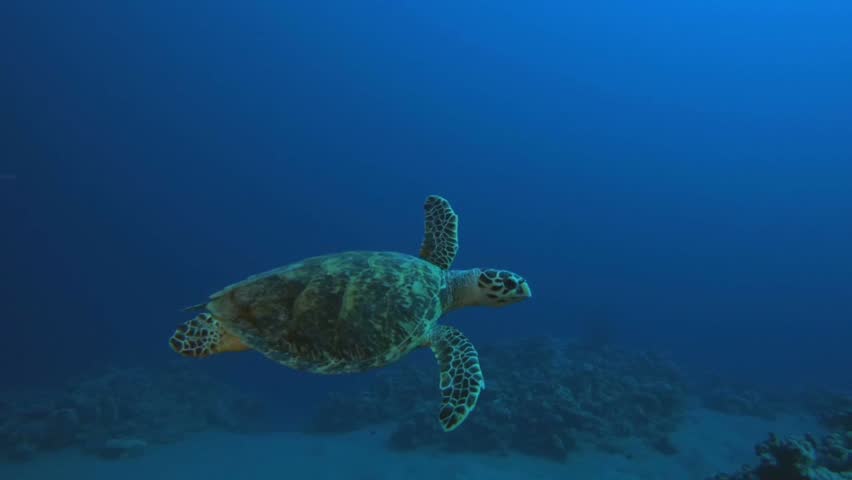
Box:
left=206, top=251, right=449, bottom=373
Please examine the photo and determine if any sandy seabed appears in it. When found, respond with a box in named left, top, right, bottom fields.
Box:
left=0, top=408, right=823, bottom=480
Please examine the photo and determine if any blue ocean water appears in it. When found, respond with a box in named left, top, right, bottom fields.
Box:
left=2, top=1, right=851, bottom=478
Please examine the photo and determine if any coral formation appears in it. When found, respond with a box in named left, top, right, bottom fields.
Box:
left=810, top=392, right=852, bottom=433
left=307, top=337, right=687, bottom=461
left=0, top=363, right=267, bottom=461
left=707, top=432, right=852, bottom=480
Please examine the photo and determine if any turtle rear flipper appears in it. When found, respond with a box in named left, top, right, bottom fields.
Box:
left=419, top=195, right=459, bottom=270
left=169, top=313, right=249, bottom=357
left=429, top=325, right=484, bottom=431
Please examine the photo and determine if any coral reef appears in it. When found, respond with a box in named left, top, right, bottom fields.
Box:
left=307, top=337, right=687, bottom=461
left=804, top=391, right=852, bottom=433
left=0, top=363, right=267, bottom=461
left=708, top=432, right=852, bottom=480
left=824, top=410, right=852, bottom=434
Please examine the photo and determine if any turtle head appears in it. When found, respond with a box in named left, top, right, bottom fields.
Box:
left=475, top=269, right=532, bottom=307
left=446, top=268, right=532, bottom=310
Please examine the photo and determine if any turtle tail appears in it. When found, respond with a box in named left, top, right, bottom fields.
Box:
left=169, top=313, right=249, bottom=358
left=181, top=302, right=208, bottom=313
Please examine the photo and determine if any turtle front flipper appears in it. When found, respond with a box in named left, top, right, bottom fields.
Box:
left=169, top=313, right=249, bottom=358
left=419, top=195, right=459, bottom=270
left=428, top=324, right=484, bottom=431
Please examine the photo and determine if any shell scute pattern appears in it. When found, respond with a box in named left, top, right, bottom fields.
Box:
left=208, top=251, right=446, bottom=374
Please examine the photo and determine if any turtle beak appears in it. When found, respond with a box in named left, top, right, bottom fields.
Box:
left=517, top=281, right=532, bottom=299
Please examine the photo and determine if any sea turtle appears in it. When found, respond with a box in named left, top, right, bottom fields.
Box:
left=168, top=195, right=532, bottom=431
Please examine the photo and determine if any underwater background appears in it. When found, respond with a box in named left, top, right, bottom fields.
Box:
left=2, top=1, right=851, bottom=479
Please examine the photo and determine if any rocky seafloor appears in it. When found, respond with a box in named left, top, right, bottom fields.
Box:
left=306, top=335, right=851, bottom=478
left=0, top=363, right=268, bottom=461
left=307, top=337, right=689, bottom=460
left=3, top=335, right=849, bottom=480
left=706, top=394, right=852, bottom=480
